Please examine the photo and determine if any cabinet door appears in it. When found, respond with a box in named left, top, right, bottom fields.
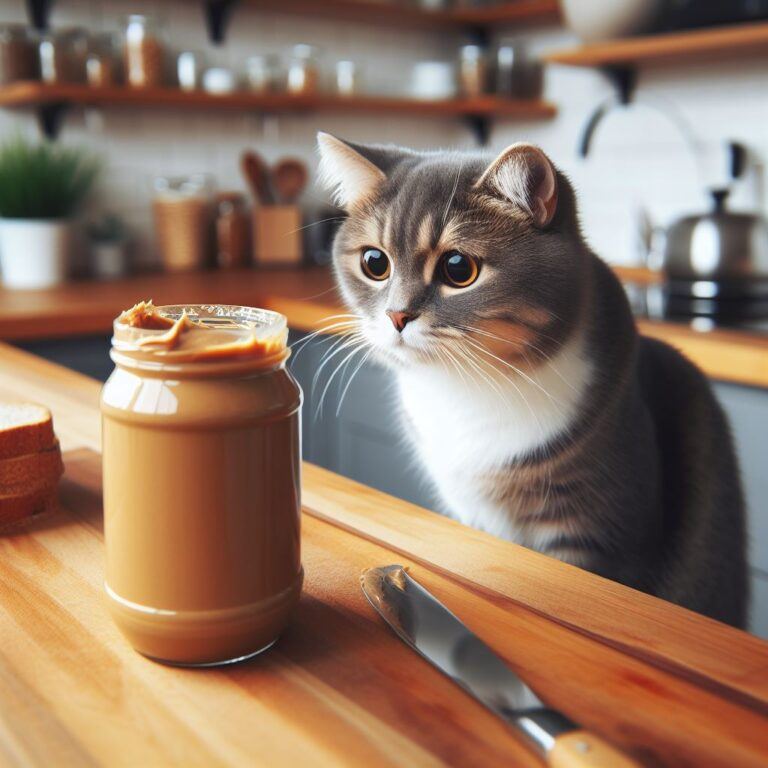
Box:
left=713, top=382, right=768, bottom=638
left=287, top=333, right=438, bottom=511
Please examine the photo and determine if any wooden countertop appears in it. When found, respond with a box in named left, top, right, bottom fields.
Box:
left=1, top=344, right=768, bottom=765
left=0, top=266, right=767, bottom=389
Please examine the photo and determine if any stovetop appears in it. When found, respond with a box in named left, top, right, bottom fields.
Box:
left=624, top=283, right=768, bottom=336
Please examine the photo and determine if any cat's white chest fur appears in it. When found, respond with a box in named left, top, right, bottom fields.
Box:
left=396, top=332, right=592, bottom=541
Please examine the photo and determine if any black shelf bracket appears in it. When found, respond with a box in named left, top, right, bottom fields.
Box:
left=578, top=65, right=637, bottom=157
left=204, top=0, right=239, bottom=44
left=26, top=0, right=53, bottom=30
left=38, top=102, right=69, bottom=140
left=465, top=115, right=491, bottom=146
left=603, top=65, right=636, bottom=106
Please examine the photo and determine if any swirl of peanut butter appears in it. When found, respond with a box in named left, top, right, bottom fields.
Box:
left=117, top=301, right=287, bottom=362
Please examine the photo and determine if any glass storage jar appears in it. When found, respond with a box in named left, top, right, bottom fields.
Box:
left=215, top=192, right=250, bottom=269
left=38, top=28, right=88, bottom=84
left=101, top=304, right=303, bottom=666
left=152, top=174, right=213, bottom=272
left=0, top=24, right=37, bottom=84
left=123, top=14, right=165, bottom=88
left=286, top=44, right=319, bottom=95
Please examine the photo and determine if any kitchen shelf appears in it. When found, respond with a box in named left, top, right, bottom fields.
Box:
left=0, top=82, right=557, bottom=143
left=243, top=0, right=560, bottom=30
left=545, top=21, right=768, bottom=68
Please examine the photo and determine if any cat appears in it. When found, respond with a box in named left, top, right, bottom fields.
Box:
left=316, top=132, right=748, bottom=628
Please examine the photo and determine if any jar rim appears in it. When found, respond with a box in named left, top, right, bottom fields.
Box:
left=111, top=303, right=288, bottom=367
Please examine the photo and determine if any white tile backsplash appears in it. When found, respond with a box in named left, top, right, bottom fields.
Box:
left=0, top=3, right=766, bottom=267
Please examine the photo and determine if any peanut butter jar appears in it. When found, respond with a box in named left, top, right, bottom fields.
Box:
left=101, top=302, right=303, bottom=666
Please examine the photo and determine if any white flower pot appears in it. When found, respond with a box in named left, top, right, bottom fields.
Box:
left=0, top=219, right=72, bottom=289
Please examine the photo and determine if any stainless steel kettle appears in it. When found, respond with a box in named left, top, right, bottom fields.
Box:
left=653, top=188, right=768, bottom=294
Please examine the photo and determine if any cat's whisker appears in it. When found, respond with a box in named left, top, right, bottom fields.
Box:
left=458, top=339, right=544, bottom=430
left=463, top=336, right=566, bottom=411
left=335, top=347, right=371, bottom=417
left=312, top=332, right=366, bottom=391
left=315, top=342, right=367, bottom=420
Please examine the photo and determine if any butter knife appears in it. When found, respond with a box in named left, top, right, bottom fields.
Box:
left=360, top=565, right=640, bottom=768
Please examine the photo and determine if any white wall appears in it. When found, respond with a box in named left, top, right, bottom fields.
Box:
left=1, top=2, right=766, bottom=268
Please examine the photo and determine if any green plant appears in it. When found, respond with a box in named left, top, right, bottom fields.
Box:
left=0, top=137, right=100, bottom=219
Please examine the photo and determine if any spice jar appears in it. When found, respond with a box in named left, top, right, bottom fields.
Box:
left=38, top=28, right=88, bottom=84
left=245, top=54, right=281, bottom=93
left=335, top=60, right=359, bottom=96
left=216, top=192, right=250, bottom=269
left=0, top=24, right=37, bottom=84
left=86, top=33, right=119, bottom=87
left=286, top=44, right=319, bottom=95
left=458, top=44, right=487, bottom=97
left=101, top=303, right=303, bottom=666
left=152, top=174, right=213, bottom=272
left=123, top=14, right=165, bottom=88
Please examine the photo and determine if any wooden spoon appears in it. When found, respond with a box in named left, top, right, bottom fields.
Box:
left=272, top=158, right=308, bottom=205
left=240, top=151, right=273, bottom=205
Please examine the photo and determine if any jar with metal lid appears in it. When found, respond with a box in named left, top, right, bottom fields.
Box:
left=216, top=192, right=250, bottom=269
left=101, top=303, right=303, bottom=666
left=0, top=24, right=37, bottom=84
left=287, top=44, right=319, bottom=95
left=123, top=14, right=165, bottom=88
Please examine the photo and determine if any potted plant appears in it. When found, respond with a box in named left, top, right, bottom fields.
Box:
left=87, top=213, right=130, bottom=280
left=0, top=137, right=100, bottom=289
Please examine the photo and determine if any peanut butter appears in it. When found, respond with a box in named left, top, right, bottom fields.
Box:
left=101, top=303, right=303, bottom=666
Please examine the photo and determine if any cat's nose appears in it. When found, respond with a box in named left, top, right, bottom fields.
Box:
left=386, top=310, right=417, bottom=333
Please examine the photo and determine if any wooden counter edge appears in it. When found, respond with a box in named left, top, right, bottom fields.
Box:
left=1, top=266, right=766, bottom=389
left=1, top=341, right=765, bottom=715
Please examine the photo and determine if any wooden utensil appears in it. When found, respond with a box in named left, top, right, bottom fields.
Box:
left=240, top=150, right=274, bottom=205
left=272, top=158, right=308, bottom=204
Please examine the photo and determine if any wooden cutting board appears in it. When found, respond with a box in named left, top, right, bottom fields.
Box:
left=0, top=448, right=767, bottom=767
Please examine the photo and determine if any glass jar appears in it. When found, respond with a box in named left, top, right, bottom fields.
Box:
left=286, top=44, right=319, bottom=95
left=38, top=28, right=88, bottom=84
left=101, top=303, right=303, bottom=666
left=177, top=50, right=204, bottom=91
left=245, top=54, right=281, bottom=93
left=151, top=174, right=213, bottom=272
left=335, top=60, right=359, bottom=96
left=458, top=44, right=487, bottom=97
left=86, top=32, right=119, bottom=87
left=123, top=14, right=165, bottom=88
left=0, top=24, right=37, bottom=85
left=216, top=192, right=250, bottom=269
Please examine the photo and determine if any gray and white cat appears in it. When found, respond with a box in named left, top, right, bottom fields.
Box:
left=317, top=132, right=748, bottom=628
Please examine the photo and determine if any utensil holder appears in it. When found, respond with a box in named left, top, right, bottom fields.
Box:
left=253, top=206, right=302, bottom=266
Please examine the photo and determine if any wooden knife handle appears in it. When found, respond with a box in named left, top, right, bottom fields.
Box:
left=548, top=730, right=640, bottom=768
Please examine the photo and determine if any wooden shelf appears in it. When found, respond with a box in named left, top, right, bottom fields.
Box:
left=0, top=82, right=556, bottom=143
left=243, top=0, right=560, bottom=30
left=546, top=21, right=768, bottom=68
left=0, top=82, right=555, bottom=119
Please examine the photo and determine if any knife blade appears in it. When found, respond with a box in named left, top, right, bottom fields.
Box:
left=360, top=564, right=640, bottom=768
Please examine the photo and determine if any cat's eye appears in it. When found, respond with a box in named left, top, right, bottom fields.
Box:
left=440, top=251, right=479, bottom=288
left=361, top=248, right=391, bottom=281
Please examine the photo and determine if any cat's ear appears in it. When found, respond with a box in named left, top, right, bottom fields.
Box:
left=316, top=132, right=387, bottom=209
left=475, top=143, right=558, bottom=228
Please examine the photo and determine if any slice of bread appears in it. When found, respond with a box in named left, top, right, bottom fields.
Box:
left=0, top=441, right=63, bottom=493
left=0, top=486, right=58, bottom=527
left=0, top=404, right=55, bottom=460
